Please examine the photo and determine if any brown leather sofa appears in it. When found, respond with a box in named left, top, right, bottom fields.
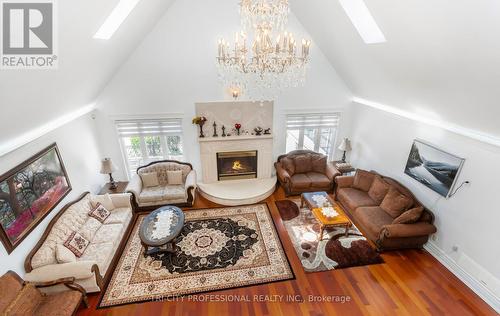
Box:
left=0, top=270, right=87, bottom=315
left=335, top=170, right=437, bottom=251
left=275, top=150, right=340, bottom=196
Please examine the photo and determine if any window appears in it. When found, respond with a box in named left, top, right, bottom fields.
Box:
left=285, top=113, right=340, bottom=159
left=338, top=0, right=386, bottom=44
left=116, top=118, right=184, bottom=177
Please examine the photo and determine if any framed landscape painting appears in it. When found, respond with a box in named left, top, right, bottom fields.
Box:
left=0, top=144, right=71, bottom=254
left=404, top=140, right=464, bottom=198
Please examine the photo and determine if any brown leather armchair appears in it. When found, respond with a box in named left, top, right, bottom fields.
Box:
left=275, top=150, right=340, bottom=196
left=0, top=270, right=87, bottom=316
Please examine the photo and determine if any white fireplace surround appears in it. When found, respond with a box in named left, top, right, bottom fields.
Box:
left=199, top=135, right=273, bottom=183
left=195, top=101, right=276, bottom=205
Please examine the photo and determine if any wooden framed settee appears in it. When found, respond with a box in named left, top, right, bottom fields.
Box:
left=126, top=160, right=197, bottom=211
left=24, top=192, right=134, bottom=293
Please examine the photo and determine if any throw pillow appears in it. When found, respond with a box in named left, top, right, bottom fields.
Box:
left=88, top=203, right=111, bottom=223
left=311, top=155, right=327, bottom=174
left=167, top=170, right=183, bottom=185
left=368, top=176, right=391, bottom=204
left=141, top=172, right=160, bottom=187
left=294, top=155, right=312, bottom=174
left=64, top=232, right=90, bottom=258
left=393, top=206, right=424, bottom=224
left=380, top=187, right=414, bottom=218
left=352, top=169, right=375, bottom=192
left=55, top=244, right=76, bottom=264
left=90, top=193, right=115, bottom=210
left=280, top=157, right=295, bottom=175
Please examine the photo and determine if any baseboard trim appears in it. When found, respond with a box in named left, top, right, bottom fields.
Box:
left=424, top=242, right=500, bottom=313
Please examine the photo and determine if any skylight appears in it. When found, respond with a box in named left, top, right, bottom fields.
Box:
left=94, top=0, right=141, bottom=40
left=338, top=0, right=386, bottom=44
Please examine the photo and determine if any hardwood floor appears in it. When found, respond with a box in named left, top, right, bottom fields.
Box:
left=78, top=188, right=496, bottom=316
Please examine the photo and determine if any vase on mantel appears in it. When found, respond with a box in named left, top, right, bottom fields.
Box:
left=192, top=116, right=207, bottom=138
left=198, top=121, right=206, bottom=138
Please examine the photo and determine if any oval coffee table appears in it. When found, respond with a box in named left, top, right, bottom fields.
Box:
left=139, top=206, right=185, bottom=257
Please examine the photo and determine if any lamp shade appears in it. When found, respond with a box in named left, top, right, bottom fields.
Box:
left=100, top=158, right=118, bottom=174
left=338, top=138, right=352, bottom=152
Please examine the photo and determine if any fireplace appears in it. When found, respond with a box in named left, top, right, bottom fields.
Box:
left=217, top=151, right=258, bottom=181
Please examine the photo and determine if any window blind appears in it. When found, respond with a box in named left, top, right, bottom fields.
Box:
left=115, top=118, right=183, bottom=137
left=286, top=113, right=340, bottom=129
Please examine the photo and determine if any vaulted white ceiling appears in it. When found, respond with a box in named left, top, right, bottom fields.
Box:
left=3, top=0, right=500, bottom=144
left=0, top=0, right=174, bottom=144
left=291, top=0, right=500, bottom=138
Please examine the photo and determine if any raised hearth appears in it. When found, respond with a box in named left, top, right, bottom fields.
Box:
left=198, top=177, right=277, bottom=206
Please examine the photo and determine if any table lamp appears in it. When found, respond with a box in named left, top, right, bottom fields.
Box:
left=100, top=158, right=118, bottom=190
left=338, top=138, right=352, bottom=163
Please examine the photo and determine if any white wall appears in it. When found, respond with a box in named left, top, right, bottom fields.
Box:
left=95, top=0, right=352, bottom=181
left=349, top=102, right=500, bottom=305
left=0, top=0, right=174, bottom=145
left=292, top=0, right=500, bottom=138
left=0, top=113, right=105, bottom=276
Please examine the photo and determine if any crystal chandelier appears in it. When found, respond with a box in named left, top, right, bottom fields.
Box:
left=217, top=0, right=311, bottom=100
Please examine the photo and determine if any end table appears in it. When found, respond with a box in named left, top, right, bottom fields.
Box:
left=333, top=161, right=355, bottom=175
left=99, top=181, right=129, bottom=195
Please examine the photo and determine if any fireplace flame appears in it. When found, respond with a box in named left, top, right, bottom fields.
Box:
left=232, top=160, right=245, bottom=171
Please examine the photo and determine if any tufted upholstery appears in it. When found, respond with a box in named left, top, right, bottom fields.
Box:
left=138, top=162, right=191, bottom=185
left=275, top=150, right=340, bottom=196
left=25, top=193, right=133, bottom=293
left=334, top=170, right=437, bottom=251
left=127, top=160, right=197, bottom=209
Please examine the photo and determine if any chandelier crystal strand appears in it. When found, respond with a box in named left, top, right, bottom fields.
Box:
left=217, top=0, right=311, bottom=100
left=240, top=0, right=290, bottom=32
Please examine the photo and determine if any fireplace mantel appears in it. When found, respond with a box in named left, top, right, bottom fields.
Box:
left=195, top=101, right=276, bottom=205
left=198, top=135, right=273, bottom=143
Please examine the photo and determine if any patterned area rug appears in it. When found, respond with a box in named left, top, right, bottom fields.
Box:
left=99, top=203, right=294, bottom=308
left=275, top=199, right=383, bottom=272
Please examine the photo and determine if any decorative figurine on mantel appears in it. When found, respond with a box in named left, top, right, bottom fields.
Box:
left=235, top=123, right=242, bottom=135
left=212, top=122, right=218, bottom=137
left=222, top=125, right=226, bottom=137
left=254, top=127, right=263, bottom=136
left=264, top=128, right=271, bottom=135
left=192, top=116, right=207, bottom=138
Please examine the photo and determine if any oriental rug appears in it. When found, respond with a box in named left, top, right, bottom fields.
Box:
left=99, top=203, right=293, bottom=308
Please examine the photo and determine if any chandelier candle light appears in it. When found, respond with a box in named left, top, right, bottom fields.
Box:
left=217, top=0, right=311, bottom=99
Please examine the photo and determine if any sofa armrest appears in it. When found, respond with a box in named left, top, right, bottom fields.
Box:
left=126, top=175, right=142, bottom=203
left=185, top=170, right=197, bottom=189
left=24, top=261, right=97, bottom=283
left=109, top=193, right=132, bottom=209
left=335, top=175, right=354, bottom=188
left=30, top=277, right=89, bottom=307
left=325, top=163, right=341, bottom=181
left=380, top=223, right=437, bottom=239
left=275, top=163, right=291, bottom=183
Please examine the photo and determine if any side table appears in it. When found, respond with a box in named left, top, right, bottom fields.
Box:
left=99, top=181, right=129, bottom=195
left=333, top=161, right=355, bottom=175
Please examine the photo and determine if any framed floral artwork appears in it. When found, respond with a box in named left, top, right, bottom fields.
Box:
left=0, top=143, right=71, bottom=254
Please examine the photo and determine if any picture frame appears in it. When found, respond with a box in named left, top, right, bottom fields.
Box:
left=404, top=140, right=465, bottom=198
left=0, top=143, right=72, bottom=254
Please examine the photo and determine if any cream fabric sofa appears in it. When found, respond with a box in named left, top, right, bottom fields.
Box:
left=126, top=160, right=197, bottom=209
left=24, top=192, right=133, bottom=293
